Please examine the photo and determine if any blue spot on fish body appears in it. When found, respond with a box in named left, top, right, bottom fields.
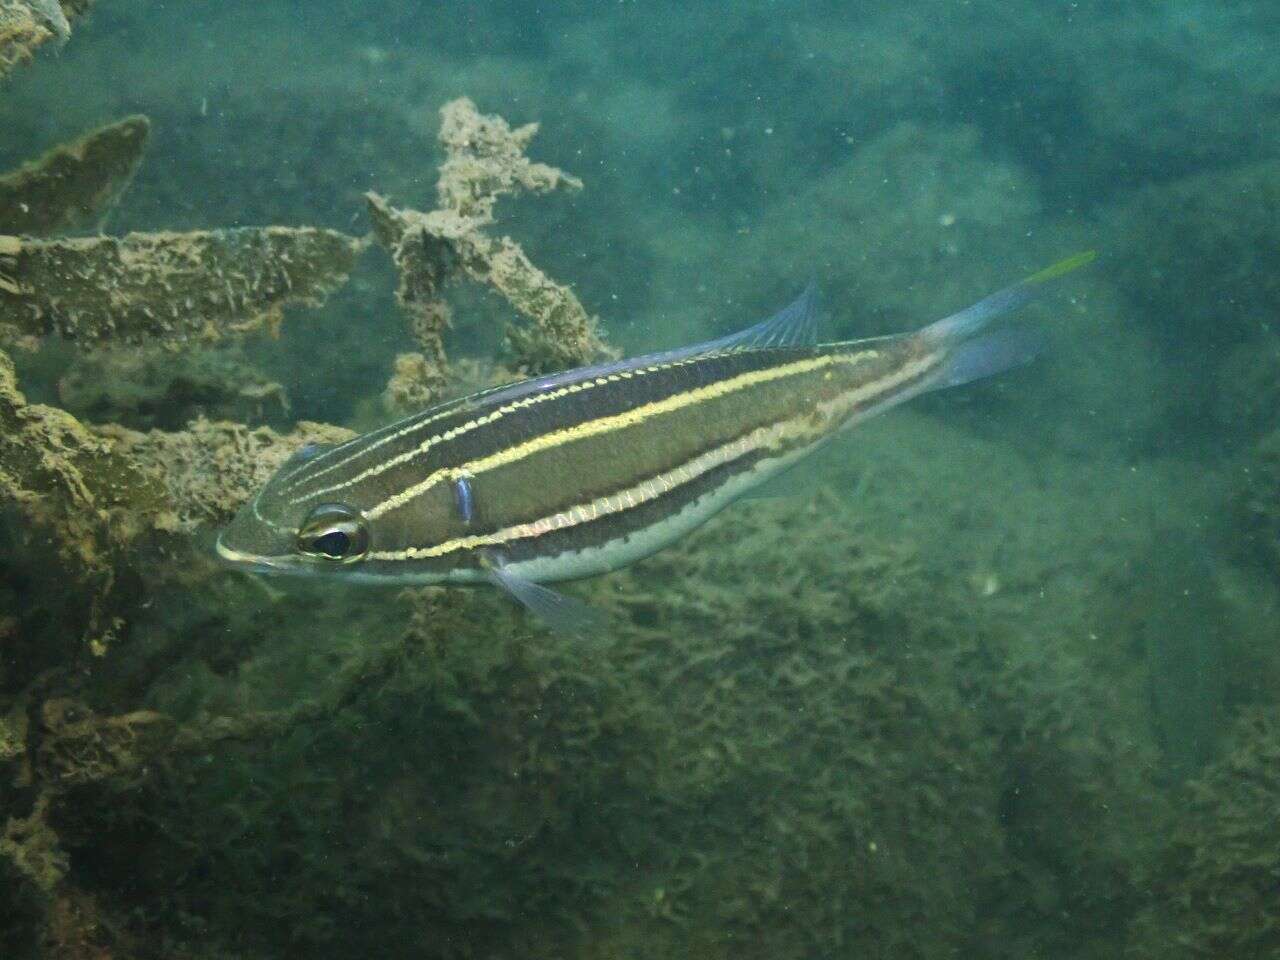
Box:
left=454, top=476, right=475, bottom=525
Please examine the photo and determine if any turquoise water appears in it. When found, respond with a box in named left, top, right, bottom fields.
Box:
left=1, top=1, right=1278, bottom=958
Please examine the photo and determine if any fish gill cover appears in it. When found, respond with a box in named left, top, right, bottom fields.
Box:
left=0, top=1, right=1278, bottom=959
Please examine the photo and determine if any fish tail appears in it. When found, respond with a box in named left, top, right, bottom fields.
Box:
left=917, top=250, right=1095, bottom=390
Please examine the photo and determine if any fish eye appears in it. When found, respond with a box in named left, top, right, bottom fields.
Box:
left=296, top=503, right=369, bottom=563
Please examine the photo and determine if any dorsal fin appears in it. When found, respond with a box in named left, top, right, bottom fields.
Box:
left=479, top=283, right=824, bottom=407
left=703, top=280, right=822, bottom=351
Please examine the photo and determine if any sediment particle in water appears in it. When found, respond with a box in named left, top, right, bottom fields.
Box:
left=0, top=115, right=151, bottom=237
left=0, top=226, right=363, bottom=344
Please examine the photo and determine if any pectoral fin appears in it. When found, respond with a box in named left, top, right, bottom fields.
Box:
left=486, top=563, right=609, bottom=638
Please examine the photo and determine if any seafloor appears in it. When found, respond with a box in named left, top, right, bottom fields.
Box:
left=1, top=1, right=1279, bottom=958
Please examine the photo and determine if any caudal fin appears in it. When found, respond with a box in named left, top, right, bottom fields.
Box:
left=918, top=250, right=1094, bottom=389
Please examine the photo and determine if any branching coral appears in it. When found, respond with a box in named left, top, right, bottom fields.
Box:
left=0, top=93, right=614, bottom=671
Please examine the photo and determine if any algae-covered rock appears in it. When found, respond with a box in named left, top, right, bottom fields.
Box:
left=1127, top=707, right=1280, bottom=959
left=0, top=791, right=66, bottom=960
left=0, top=115, right=150, bottom=237
left=52, top=482, right=1164, bottom=960
left=1217, top=331, right=1280, bottom=446
left=732, top=121, right=1042, bottom=331
left=0, top=843, right=44, bottom=959
left=0, top=226, right=362, bottom=344
left=0, top=710, right=24, bottom=764
left=977, top=643, right=1163, bottom=952
left=1111, top=160, right=1280, bottom=347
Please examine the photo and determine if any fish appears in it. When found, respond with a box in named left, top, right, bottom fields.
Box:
left=217, top=252, right=1094, bottom=632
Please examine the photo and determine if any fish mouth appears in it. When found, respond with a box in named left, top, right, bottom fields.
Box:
left=214, top=534, right=290, bottom=574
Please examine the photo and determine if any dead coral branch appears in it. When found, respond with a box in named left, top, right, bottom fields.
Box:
left=368, top=96, right=611, bottom=405
left=0, top=343, right=355, bottom=655
left=0, top=0, right=73, bottom=77
left=0, top=115, right=150, bottom=237
left=0, top=345, right=165, bottom=581
left=435, top=95, right=583, bottom=220
left=104, top=417, right=356, bottom=531
left=0, top=227, right=363, bottom=344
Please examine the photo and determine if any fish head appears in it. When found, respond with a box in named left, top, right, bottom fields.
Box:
left=216, top=442, right=378, bottom=577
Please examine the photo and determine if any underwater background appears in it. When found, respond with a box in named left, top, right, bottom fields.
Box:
left=2, top=0, right=1279, bottom=957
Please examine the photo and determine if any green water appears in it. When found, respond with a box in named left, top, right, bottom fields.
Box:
left=2, top=1, right=1279, bottom=958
